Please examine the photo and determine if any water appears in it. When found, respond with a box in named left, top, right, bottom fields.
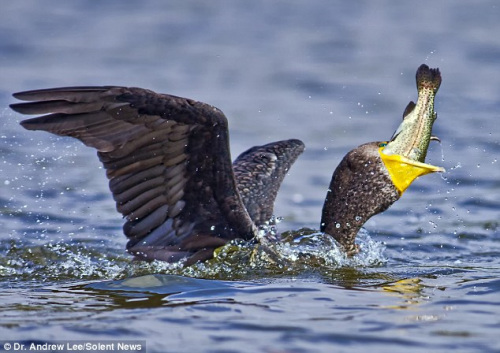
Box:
left=1, top=1, right=500, bottom=352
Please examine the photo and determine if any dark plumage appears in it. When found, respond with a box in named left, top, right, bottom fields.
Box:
left=320, top=142, right=399, bottom=254
left=11, top=87, right=305, bottom=265
left=10, top=78, right=438, bottom=264
left=233, top=140, right=305, bottom=227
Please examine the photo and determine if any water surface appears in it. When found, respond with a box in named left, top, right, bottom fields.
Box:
left=1, top=1, right=499, bottom=352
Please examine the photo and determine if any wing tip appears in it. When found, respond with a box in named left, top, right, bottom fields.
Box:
left=9, top=102, right=22, bottom=112
left=10, top=102, right=44, bottom=130
left=11, top=86, right=117, bottom=102
left=10, top=102, right=46, bottom=115
left=19, top=117, right=41, bottom=131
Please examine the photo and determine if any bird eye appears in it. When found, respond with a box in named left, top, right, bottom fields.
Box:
left=379, top=142, right=388, bottom=147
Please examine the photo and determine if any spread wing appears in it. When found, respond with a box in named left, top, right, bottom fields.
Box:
left=233, top=139, right=304, bottom=227
left=11, top=86, right=258, bottom=264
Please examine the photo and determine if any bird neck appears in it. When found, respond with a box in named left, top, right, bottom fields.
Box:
left=320, top=144, right=400, bottom=254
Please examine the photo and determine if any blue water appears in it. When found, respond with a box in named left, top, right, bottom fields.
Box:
left=1, top=1, right=499, bottom=352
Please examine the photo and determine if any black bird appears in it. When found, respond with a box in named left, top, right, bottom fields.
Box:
left=10, top=65, right=443, bottom=265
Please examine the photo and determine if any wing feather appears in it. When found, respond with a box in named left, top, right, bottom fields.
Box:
left=233, top=139, right=305, bottom=226
left=11, top=86, right=258, bottom=263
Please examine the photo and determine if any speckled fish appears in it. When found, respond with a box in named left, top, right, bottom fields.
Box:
left=383, top=64, right=441, bottom=162
left=379, top=64, right=445, bottom=195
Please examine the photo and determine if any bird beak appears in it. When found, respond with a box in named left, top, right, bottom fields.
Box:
left=379, top=147, right=445, bottom=195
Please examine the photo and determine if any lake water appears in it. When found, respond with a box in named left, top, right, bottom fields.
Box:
left=1, top=1, right=499, bottom=352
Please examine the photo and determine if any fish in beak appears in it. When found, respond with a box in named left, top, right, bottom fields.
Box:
left=380, top=64, right=445, bottom=195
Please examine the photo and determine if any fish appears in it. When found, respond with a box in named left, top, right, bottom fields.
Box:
left=382, top=64, right=441, bottom=162
left=378, top=64, right=445, bottom=195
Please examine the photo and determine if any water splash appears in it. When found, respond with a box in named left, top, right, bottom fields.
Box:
left=0, top=227, right=387, bottom=285
left=0, top=241, right=128, bottom=284
left=181, top=228, right=387, bottom=279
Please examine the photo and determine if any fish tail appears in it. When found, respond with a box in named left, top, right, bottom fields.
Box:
left=416, top=64, right=441, bottom=93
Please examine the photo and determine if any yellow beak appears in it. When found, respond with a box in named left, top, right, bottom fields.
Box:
left=379, top=147, right=445, bottom=195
